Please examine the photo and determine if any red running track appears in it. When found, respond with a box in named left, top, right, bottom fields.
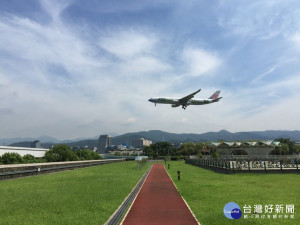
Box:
left=122, top=164, right=199, bottom=225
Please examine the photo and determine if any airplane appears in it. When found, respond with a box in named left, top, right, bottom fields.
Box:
left=148, top=89, right=222, bottom=109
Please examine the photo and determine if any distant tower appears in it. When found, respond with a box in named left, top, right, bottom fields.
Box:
left=31, top=140, right=41, bottom=148
left=98, top=135, right=111, bottom=154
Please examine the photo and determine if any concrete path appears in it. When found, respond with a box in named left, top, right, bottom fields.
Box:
left=122, top=164, right=199, bottom=225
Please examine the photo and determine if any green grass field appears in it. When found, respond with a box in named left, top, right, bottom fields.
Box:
left=165, top=161, right=299, bottom=225
left=0, top=161, right=151, bottom=225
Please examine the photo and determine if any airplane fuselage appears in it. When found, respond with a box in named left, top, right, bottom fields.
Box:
left=148, top=97, right=221, bottom=107
left=148, top=89, right=222, bottom=109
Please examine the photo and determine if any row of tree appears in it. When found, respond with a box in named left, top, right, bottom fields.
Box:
left=142, top=142, right=218, bottom=158
left=1, top=140, right=298, bottom=164
left=0, top=152, right=46, bottom=164
left=45, top=144, right=101, bottom=161
left=142, top=139, right=300, bottom=158
left=0, top=144, right=101, bottom=164
left=271, top=138, right=300, bottom=155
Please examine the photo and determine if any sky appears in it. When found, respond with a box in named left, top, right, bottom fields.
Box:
left=1, top=0, right=300, bottom=140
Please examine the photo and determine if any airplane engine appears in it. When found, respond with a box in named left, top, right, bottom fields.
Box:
left=172, top=104, right=179, bottom=108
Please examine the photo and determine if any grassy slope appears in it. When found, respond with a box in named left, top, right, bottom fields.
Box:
left=0, top=161, right=151, bottom=225
left=165, top=161, right=299, bottom=225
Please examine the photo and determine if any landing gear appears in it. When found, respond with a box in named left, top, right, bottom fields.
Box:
left=182, top=105, right=187, bottom=110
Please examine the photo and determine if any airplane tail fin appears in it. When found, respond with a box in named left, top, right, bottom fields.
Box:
left=209, top=91, right=221, bottom=100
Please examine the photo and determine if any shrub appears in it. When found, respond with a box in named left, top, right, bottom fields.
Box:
left=75, top=149, right=93, bottom=160
left=34, top=158, right=47, bottom=163
left=2, top=152, right=23, bottom=164
left=197, top=153, right=203, bottom=158
left=211, top=151, right=220, bottom=159
left=45, top=144, right=79, bottom=162
left=75, top=149, right=101, bottom=160
left=91, top=151, right=102, bottom=160
left=23, top=154, right=36, bottom=163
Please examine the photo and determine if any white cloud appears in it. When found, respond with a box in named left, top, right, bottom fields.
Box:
left=0, top=4, right=111, bottom=138
left=0, top=16, right=105, bottom=87
left=0, top=11, right=176, bottom=138
left=119, top=56, right=171, bottom=76
left=251, top=66, right=277, bottom=84
left=182, top=47, right=221, bottom=76
left=290, top=32, right=300, bottom=50
left=228, top=94, right=300, bottom=131
left=97, top=28, right=173, bottom=79
left=40, top=0, right=70, bottom=22
left=181, top=118, right=188, bottom=123
left=127, top=117, right=136, bottom=123
left=218, top=0, right=300, bottom=40
left=98, top=29, right=157, bottom=58
left=1, top=0, right=300, bottom=139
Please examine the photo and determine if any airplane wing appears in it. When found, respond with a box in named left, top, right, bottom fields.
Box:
left=178, top=89, right=201, bottom=104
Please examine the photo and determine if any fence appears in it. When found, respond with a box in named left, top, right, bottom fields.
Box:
left=185, top=158, right=300, bottom=174
left=217, top=155, right=300, bottom=161
left=0, top=159, right=125, bottom=180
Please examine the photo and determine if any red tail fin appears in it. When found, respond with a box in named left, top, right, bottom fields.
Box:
left=209, top=91, right=221, bottom=99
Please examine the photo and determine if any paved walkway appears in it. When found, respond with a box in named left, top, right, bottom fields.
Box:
left=122, top=164, right=199, bottom=225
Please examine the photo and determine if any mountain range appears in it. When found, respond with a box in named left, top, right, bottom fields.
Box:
left=3, top=130, right=300, bottom=149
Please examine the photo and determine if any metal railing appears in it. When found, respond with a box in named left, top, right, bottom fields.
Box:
left=0, top=159, right=125, bottom=180
left=186, top=158, right=300, bottom=173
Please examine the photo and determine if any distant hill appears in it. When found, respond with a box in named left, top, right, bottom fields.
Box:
left=1, top=133, right=119, bottom=146
left=110, top=130, right=300, bottom=145
left=9, top=141, right=33, bottom=148
left=1, top=137, right=36, bottom=146
left=2, top=136, right=95, bottom=146
left=2, top=136, right=60, bottom=146
left=6, top=130, right=300, bottom=148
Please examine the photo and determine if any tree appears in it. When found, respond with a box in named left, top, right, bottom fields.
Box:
left=143, top=146, right=153, bottom=157
left=280, top=143, right=289, bottom=155
left=150, top=142, right=176, bottom=157
left=270, top=143, right=289, bottom=155
left=91, top=151, right=102, bottom=160
left=275, top=138, right=299, bottom=154
left=75, top=149, right=93, bottom=160
left=232, top=149, right=248, bottom=155
left=75, top=149, right=102, bottom=160
left=1, top=152, right=23, bottom=164
left=211, top=150, right=220, bottom=159
left=142, top=142, right=177, bottom=158
left=178, top=143, right=196, bottom=156
left=270, top=146, right=280, bottom=155
left=294, top=145, right=300, bottom=154
left=23, top=154, right=35, bottom=163
left=195, top=143, right=205, bottom=155
left=197, top=152, right=203, bottom=158
left=45, top=144, right=79, bottom=162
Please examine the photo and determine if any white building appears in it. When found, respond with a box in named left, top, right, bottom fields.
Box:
left=132, top=138, right=152, bottom=148
left=0, top=146, right=49, bottom=158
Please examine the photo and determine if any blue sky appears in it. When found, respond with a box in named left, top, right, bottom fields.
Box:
left=1, top=0, right=300, bottom=139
